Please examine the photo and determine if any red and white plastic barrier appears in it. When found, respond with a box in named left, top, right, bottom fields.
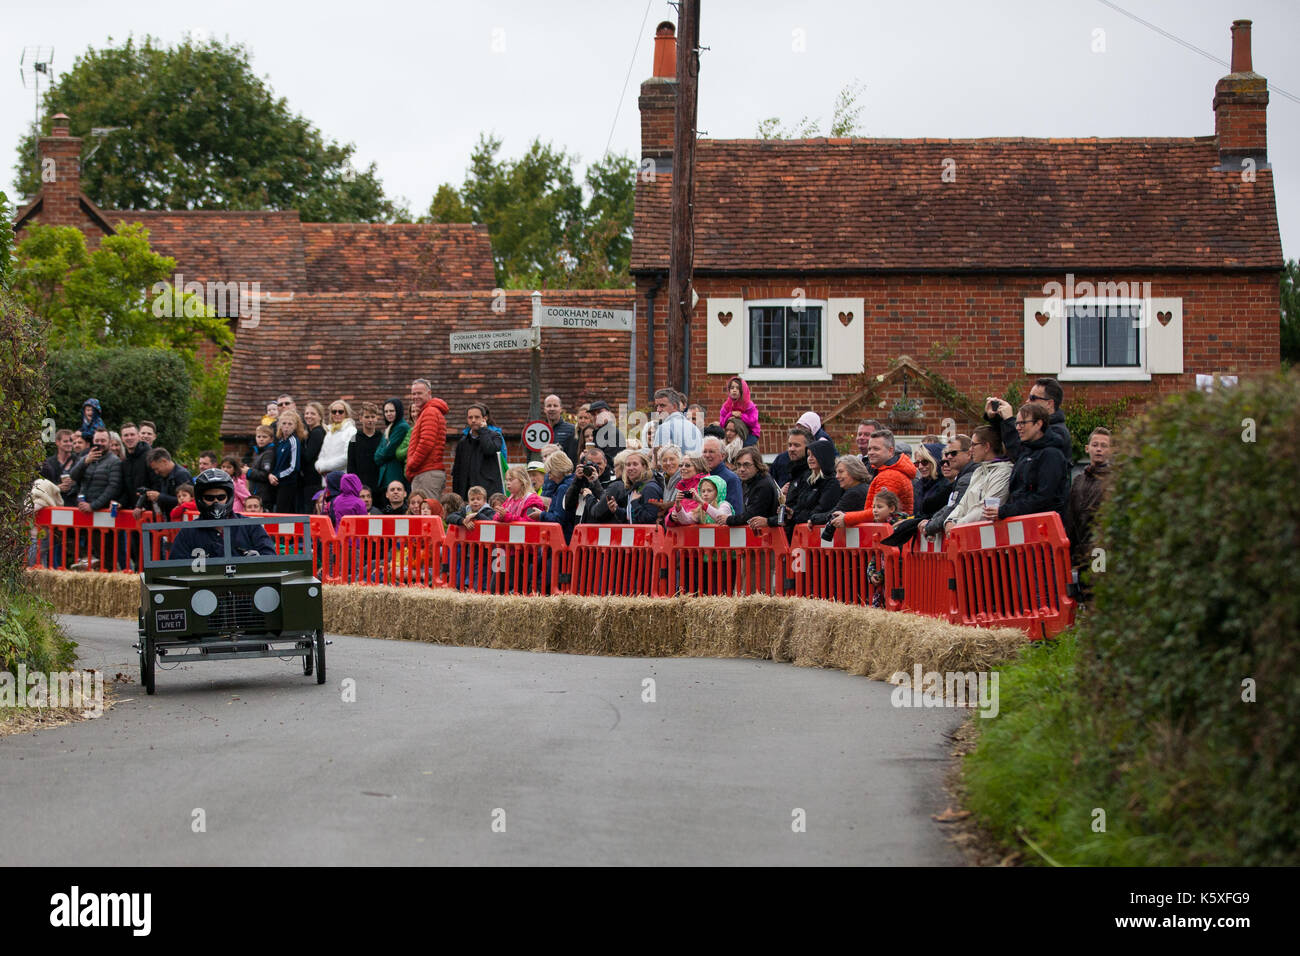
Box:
left=568, top=524, right=664, bottom=597
left=31, top=506, right=1076, bottom=638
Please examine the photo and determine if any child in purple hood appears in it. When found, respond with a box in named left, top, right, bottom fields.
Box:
left=326, top=471, right=370, bottom=529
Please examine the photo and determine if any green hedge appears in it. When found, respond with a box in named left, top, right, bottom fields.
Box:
left=48, top=347, right=192, bottom=453
left=0, top=586, right=76, bottom=675
left=1, top=290, right=48, bottom=583
left=1063, top=396, right=1133, bottom=462
left=966, top=371, right=1300, bottom=865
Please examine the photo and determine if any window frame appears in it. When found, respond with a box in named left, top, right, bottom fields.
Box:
left=1058, top=296, right=1152, bottom=383
left=741, top=298, right=833, bottom=382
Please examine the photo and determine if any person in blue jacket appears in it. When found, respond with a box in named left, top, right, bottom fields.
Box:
left=168, top=469, right=276, bottom=560
left=539, top=451, right=578, bottom=540
left=268, top=411, right=306, bottom=513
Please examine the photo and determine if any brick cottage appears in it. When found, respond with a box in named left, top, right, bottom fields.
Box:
left=630, top=19, right=1282, bottom=453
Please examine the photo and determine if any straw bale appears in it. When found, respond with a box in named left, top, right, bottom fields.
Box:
left=26, top=569, right=138, bottom=619
left=30, top=571, right=1031, bottom=678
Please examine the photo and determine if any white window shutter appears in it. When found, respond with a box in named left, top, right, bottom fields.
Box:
left=706, top=297, right=744, bottom=374
left=1023, top=297, right=1062, bottom=374
left=1147, top=297, right=1183, bottom=374
left=826, top=297, right=865, bottom=374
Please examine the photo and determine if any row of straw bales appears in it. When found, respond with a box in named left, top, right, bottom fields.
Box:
left=26, top=569, right=1028, bottom=679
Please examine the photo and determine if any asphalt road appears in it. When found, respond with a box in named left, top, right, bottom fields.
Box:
left=2, top=615, right=968, bottom=865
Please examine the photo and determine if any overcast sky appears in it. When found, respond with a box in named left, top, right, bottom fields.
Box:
left=5, top=0, right=1296, bottom=255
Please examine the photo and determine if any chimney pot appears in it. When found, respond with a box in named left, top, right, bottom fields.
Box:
left=1230, top=19, right=1252, bottom=73
left=1213, top=20, right=1267, bottom=168
left=653, top=21, right=676, bottom=79
left=51, top=113, right=70, bottom=136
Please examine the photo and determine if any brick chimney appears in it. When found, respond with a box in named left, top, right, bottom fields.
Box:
left=639, top=21, right=677, bottom=165
left=37, top=114, right=85, bottom=225
left=1214, top=20, right=1268, bottom=169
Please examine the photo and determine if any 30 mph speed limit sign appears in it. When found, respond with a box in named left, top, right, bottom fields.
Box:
left=521, top=420, right=552, bottom=452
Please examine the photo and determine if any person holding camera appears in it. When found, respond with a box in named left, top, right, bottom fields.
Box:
left=664, top=455, right=706, bottom=527
left=563, top=448, right=611, bottom=525
left=983, top=404, right=1070, bottom=521
left=985, top=378, right=1072, bottom=462
left=69, top=428, right=122, bottom=514
left=135, top=448, right=192, bottom=520
left=596, top=450, right=662, bottom=524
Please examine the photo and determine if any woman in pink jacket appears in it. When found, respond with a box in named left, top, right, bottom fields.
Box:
left=493, top=465, right=547, bottom=522
left=718, top=376, right=760, bottom=444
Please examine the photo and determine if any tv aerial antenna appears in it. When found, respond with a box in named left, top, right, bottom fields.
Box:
left=19, top=46, right=54, bottom=170
left=86, top=127, right=127, bottom=162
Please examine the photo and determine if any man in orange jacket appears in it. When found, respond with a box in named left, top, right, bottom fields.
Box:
left=406, top=378, right=450, bottom=500
left=863, top=428, right=916, bottom=514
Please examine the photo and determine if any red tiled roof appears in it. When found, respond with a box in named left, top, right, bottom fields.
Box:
left=631, top=137, right=1284, bottom=273
left=221, top=290, right=635, bottom=439
left=106, top=209, right=308, bottom=291
left=301, top=223, right=494, bottom=291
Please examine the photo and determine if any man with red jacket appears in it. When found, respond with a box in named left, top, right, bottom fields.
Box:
left=405, top=378, right=450, bottom=500
left=863, top=429, right=916, bottom=514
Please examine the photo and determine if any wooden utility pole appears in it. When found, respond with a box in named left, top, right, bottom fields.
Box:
left=667, top=0, right=699, bottom=395
left=529, top=291, right=542, bottom=421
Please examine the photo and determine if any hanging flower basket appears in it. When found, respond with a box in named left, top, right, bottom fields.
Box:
left=889, top=398, right=921, bottom=428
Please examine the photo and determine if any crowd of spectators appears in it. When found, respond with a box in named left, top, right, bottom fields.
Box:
left=31, top=376, right=1112, bottom=589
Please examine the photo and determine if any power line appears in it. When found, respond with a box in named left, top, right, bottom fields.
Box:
left=604, top=0, right=656, bottom=157
left=1094, top=0, right=1299, bottom=105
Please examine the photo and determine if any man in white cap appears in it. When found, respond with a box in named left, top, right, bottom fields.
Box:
left=527, top=460, right=546, bottom=494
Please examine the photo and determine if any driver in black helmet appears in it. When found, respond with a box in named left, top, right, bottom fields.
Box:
left=167, top=468, right=277, bottom=560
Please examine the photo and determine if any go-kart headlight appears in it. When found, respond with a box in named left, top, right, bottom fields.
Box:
left=191, top=589, right=218, bottom=616
left=253, top=586, right=280, bottom=613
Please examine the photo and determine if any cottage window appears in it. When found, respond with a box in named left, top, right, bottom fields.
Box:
left=706, top=295, right=863, bottom=379
left=1023, top=294, right=1182, bottom=383
left=1066, top=301, right=1141, bottom=369
left=749, top=304, right=822, bottom=370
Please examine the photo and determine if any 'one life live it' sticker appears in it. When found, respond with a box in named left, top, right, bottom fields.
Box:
left=155, top=609, right=188, bottom=632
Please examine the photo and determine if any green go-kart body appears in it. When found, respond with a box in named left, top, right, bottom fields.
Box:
left=135, top=516, right=326, bottom=694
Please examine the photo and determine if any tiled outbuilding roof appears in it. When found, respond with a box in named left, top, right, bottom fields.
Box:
left=106, top=210, right=308, bottom=291
left=301, top=222, right=494, bottom=291
left=221, top=289, right=636, bottom=440
left=631, top=137, right=1283, bottom=273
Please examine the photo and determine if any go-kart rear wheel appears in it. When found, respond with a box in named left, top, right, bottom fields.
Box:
left=314, top=629, right=326, bottom=685
left=140, top=639, right=156, bottom=695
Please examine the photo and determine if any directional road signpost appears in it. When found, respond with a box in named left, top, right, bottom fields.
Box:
left=537, top=305, right=634, bottom=332
left=448, top=328, right=539, bottom=354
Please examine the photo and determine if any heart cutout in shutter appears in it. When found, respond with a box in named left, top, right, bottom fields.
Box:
left=838, top=311, right=854, bottom=327
left=717, top=311, right=733, bottom=327
left=1157, top=311, right=1173, bottom=327
left=1034, top=311, right=1051, bottom=327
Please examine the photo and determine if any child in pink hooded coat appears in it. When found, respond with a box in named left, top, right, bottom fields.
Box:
left=718, top=377, right=760, bottom=442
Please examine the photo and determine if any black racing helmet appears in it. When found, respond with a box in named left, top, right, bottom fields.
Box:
left=194, top=468, right=235, bottom=521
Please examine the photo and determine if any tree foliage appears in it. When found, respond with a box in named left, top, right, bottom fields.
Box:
left=757, top=79, right=867, bottom=139
left=48, top=348, right=193, bottom=454
left=12, top=35, right=401, bottom=222
left=1282, top=258, right=1300, bottom=366
left=13, top=223, right=233, bottom=365
left=426, top=135, right=634, bottom=289
left=13, top=222, right=230, bottom=456
left=0, top=191, right=15, bottom=293
left=0, top=228, right=50, bottom=583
